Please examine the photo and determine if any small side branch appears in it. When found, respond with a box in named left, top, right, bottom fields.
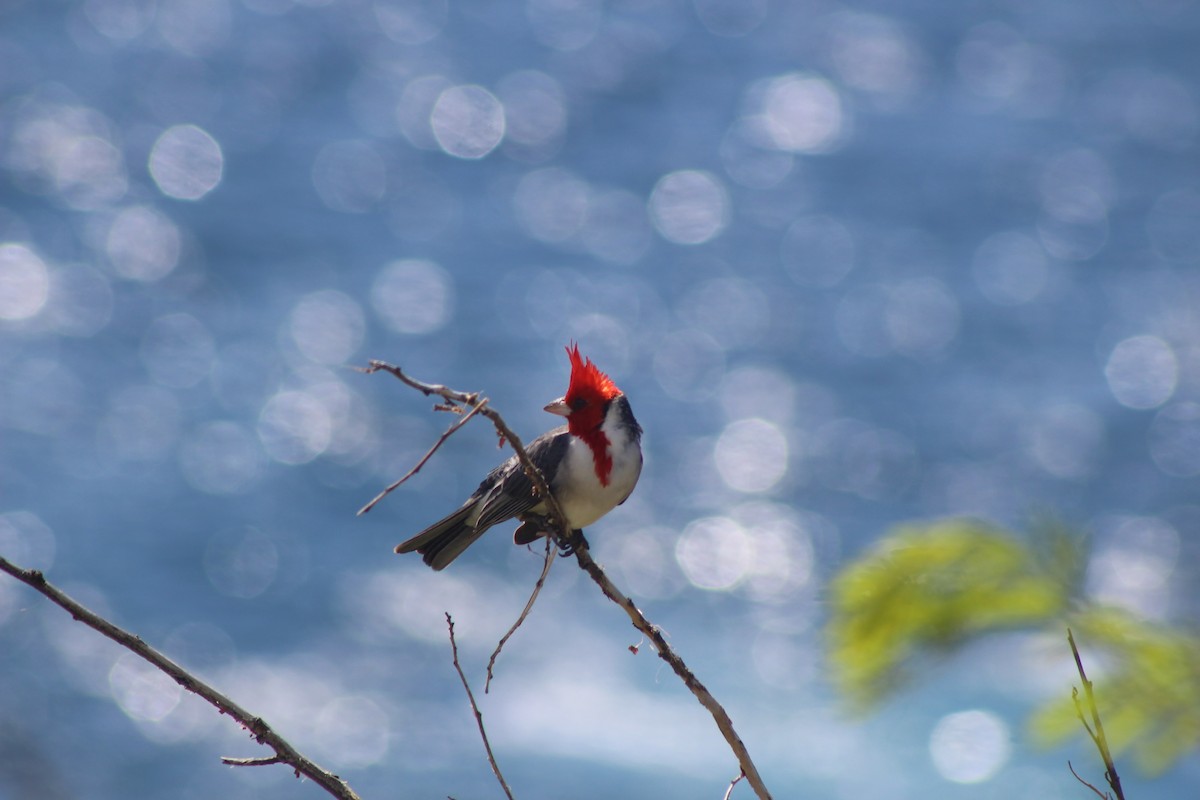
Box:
left=447, top=613, right=516, bottom=800
left=723, top=768, right=746, bottom=800
left=358, top=397, right=488, bottom=515
left=1068, top=628, right=1125, bottom=800
left=0, top=556, right=360, bottom=800
left=486, top=538, right=556, bottom=693
left=1068, top=760, right=1112, bottom=800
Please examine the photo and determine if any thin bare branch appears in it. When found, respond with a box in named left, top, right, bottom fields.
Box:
left=0, top=556, right=360, bottom=800
left=359, top=361, right=481, bottom=407
left=364, top=360, right=774, bottom=800
left=486, top=537, right=556, bottom=693
left=723, top=768, right=746, bottom=800
left=1068, top=760, right=1112, bottom=800
left=447, top=613, right=516, bottom=800
left=1068, top=628, right=1126, bottom=800
left=358, top=398, right=488, bottom=515
left=1071, top=687, right=1097, bottom=740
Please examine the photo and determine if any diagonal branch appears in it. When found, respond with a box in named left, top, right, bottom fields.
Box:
left=0, top=556, right=361, bottom=800
left=447, top=613, right=516, bottom=800
left=364, top=360, right=774, bottom=800
left=570, top=547, right=773, bottom=800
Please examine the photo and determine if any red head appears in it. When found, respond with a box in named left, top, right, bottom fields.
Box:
left=545, top=344, right=622, bottom=434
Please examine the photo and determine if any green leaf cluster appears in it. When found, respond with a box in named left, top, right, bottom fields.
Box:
left=825, top=517, right=1200, bottom=774
left=1031, top=607, right=1200, bottom=774
left=828, top=518, right=1070, bottom=708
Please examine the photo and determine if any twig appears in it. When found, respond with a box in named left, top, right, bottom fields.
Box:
left=1068, top=760, right=1112, bottom=800
left=447, top=613, right=516, bottom=800
left=357, top=398, right=488, bottom=515
left=723, top=768, right=746, bottom=800
left=1068, top=628, right=1126, bottom=800
left=0, top=556, right=360, bottom=800
left=485, top=537, right=556, bottom=693
left=365, top=360, right=773, bottom=800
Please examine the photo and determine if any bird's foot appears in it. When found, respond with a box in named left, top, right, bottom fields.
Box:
left=514, top=516, right=588, bottom=557
left=556, top=529, right=588, bottom=557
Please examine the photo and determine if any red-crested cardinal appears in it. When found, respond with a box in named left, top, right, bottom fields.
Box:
left=396, top=345, right=643, bottom=570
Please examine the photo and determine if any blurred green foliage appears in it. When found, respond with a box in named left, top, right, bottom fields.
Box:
left=826, top=517, right=1200, bottom=774
left=1031, top=607, right=1200, bottom=774
left=827, top=518, right=1071, bottom=708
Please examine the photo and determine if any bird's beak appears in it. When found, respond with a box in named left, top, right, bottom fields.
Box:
left=544, top=397, right=570, bottom=417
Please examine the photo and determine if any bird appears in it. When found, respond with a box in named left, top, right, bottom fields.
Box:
left=395, top=344, right=643, bottom=570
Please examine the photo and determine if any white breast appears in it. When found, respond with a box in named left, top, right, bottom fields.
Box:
left=552, top=405, right=642, bottom=530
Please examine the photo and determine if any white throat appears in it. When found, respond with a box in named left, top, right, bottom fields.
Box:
left=552, top=401, right=642, bottom=530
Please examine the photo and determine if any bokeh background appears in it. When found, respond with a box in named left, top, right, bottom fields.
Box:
left=2, top=0, right=1199, bottom=797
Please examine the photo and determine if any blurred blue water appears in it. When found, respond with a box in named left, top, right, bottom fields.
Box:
left=2, top=0, right=1199, bottom=797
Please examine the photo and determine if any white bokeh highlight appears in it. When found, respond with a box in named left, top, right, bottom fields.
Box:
left=430, top=85, right=505, bottom=159
left=929, top=709, right=1011, bottom=784
left=649, top=170, right=729, bottom=245
left=1105, top=334, right=1177, bottom=410
left=149, top=124, right=224, bottom=200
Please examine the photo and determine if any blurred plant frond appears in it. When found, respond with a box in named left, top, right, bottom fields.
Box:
left=827, top=518, right=1072, bottom=708
left=1028, top=512, right=1089, bottom=599
left=1031, top=606, right=1200, bottom=775
left=827, top=515, right=1200, bottom=774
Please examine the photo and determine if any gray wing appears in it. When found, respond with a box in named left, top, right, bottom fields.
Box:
left=474, top=426, right=570, bottom=530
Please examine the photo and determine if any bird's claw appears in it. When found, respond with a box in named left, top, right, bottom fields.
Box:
left=515, top=515, right=588, bottom=557
left=556, top=529, right=588, bottom=557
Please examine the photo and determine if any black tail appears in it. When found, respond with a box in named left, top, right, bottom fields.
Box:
left=395, top=504, right=488, bottom=570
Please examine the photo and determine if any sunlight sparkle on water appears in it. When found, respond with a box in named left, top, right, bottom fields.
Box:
left=106, top=205, right=182, bottom=282
left=371, top=259, right=454, bottom=335
left=929, top=709, right=1011, bottom=784
left=1105, top=335, right=1178, bottom=410
left=714, top=418, right=789, bottom=494
left=149, top=124, right=224, bottom=200
left=0, top=243, right=49, bottom=320
left=430, top=85, right=506, bottom=160
left=648, top=169, right=729, bottom=245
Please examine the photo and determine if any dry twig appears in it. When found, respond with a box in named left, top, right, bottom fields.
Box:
left=357, top=397, right=488, bottom=515
left=723, top=768, right=747, bottom=800
left=365, top=360, right=774, bottom=800
left=1068, top=760, right=1112, bottom=800
left=0, top=556, right=360, bottom=800
left=447, top=613, right=516, bottom=800
left=1068, top=628, right=1125, bottom=800
left=486, top=537, right=556, bottom=693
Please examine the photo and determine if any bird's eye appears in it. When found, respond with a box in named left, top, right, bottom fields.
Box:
left=570, top=397, right=587, bottom=411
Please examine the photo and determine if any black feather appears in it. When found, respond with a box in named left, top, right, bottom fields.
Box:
left=394, top=426, right=571, bottom=570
